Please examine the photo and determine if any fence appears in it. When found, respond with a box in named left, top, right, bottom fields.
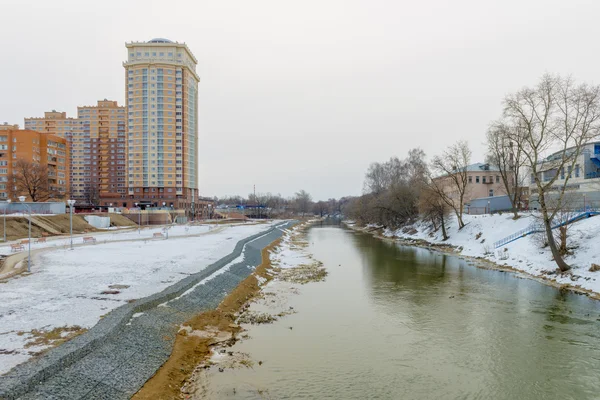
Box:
left=0, top=201, right=66, bottom=215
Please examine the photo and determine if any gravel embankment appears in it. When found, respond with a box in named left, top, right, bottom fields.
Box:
left=0, top=221, right=295, bottom=400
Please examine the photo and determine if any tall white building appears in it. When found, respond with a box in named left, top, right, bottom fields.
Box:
left=124, top=38, right=200, bottom=216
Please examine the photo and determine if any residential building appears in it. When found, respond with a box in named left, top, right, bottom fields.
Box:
left=529, top=142, right=600, bottom=209
left=24, top=110, right=78, bottom=197
left=434, top=163, right=511, bottom=205
left=0, top=129, right=69, bottom=200
left=24, top=111, right=77, bottom=137
left=124, top=38, right=200, bottom=217
left=75, top=100, right=127, bottom=204
left=0, top=123, right=19, bottom=131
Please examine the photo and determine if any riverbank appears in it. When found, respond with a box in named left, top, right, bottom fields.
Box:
left=0, top=221, right=296, bottom=399
left=155, top=220, right=326, bottom=399
left=345, top=213, right=600, bottom=301
left=0, top=221, right=278, bottom=376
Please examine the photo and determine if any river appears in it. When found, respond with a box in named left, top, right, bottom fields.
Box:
left=198, top=222, right=600, bottom=399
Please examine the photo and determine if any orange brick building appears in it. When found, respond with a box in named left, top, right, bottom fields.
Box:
left=0, top=129, right=69, bottom=201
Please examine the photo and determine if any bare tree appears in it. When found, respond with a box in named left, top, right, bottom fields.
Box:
left=294, top=190, right=313, bottom=217
left=431, top=140, right=471, bottom=229
left=83, top=183, right=100, bottom=206
left=9, top=159, right=62, bottom=202
left=503, top=74, right=600, bottom=271
left=419, top=184, right=450, bottom=240
left=486, top=121, right=527, bottom=219
left=364, top=162, right=389, bottom=195
left=313, top=201, right=328, bottom=217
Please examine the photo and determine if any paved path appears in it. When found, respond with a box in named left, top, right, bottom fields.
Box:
left=0, top=221, right=294, bottom=400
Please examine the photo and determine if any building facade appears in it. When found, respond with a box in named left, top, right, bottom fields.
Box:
left=24, top=111, right=78, bottom=137
left=434, top=163, right=511, bottom=205
left=76, top=100, right=127, bottom=204
left=529, top=142, right=600, bottom=209
left=124, top=38, right=200, bottom=216
left=0, top=129, right=69, bottom=201
left=0, top=123, right=19, bottom=131
left=24, top=111, right=78, bottom=198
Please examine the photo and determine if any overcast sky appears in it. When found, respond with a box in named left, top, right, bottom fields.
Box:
left=2, top=0, right=600, bottom=200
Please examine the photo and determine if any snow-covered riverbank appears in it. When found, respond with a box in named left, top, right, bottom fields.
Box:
left=347, top=212, right=600, bottom=296
left=0, top=221, right=279, bottom=375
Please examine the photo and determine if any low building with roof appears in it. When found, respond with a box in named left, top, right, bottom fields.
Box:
left=433, top=162, right=513, bottom=206
left=529, top=142, right=600, bottom=209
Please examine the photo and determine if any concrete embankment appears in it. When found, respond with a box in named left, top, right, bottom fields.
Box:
left=0, top=220, right=295, bottom=400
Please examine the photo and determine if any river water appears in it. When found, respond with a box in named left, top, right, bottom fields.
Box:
left=199, top=223, right=600, bottom=399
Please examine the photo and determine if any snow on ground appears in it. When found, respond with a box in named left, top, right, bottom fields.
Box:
left=270, top=225, right=313, bottom=269
left=0, top=221, right=279, bottom=374
left=0, top=223, right=220, bottom=257
left=379, top=212, right=600, bottom=295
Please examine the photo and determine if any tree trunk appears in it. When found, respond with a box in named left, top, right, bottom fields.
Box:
left=453, top=208, right=465, bottom=229
left=543, top=217, right=570, bottom=271
left=430, top=216, right=438, bottom=231
left=440, top=212, right=449, bottom=241
left=559, top=226, right=568, bottom=255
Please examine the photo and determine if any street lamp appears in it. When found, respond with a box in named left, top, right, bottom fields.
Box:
left=67, top=199, right=76, bottom=250
left=4, top=199, right=11, bottom=242
left=162, top=202, right=169, bottom=239
left=583, top=193, right=586, bottom=211
left=18, top=196, right=31, bottom=273
left=135, top=202, right=140, bottom=234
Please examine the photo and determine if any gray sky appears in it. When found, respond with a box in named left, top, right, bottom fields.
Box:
left=2, top=0, right=600, bottom=201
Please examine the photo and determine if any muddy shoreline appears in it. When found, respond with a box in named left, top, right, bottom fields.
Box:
left=345, top=222, right=600, bottom=302
left=133, top=220, right=323, bottom=399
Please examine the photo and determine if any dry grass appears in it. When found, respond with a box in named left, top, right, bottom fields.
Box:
left=17, top=326, right=87, bottom=352
left=2, top=213, right=135, bottom=241
left=132, top=238, right=284, bottom=400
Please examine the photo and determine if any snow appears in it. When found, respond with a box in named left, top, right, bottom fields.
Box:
left=269, top=226, right=313, bottom=269
left=0, top=224, right=226, bottom=257
left=0, top=221, right=279, bottom=374
left=380, top=212, right=600, bottom=295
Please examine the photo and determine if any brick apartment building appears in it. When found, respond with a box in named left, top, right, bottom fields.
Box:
left=0, top=129, right=69, bottom=201
left=25, top=101, right=127, bottom=205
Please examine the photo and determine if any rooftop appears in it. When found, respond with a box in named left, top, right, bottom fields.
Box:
left=465, top=163, right=501, bottom=172
left=148, top=38, right=173, bottom=43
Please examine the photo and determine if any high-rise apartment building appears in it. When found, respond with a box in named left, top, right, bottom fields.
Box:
left=25, top=111, right=78, bottom=198
left=0, top=129, right=69, bottom=200
left=25, top=102, right=127, bottom=204
left=76, top=100, right=127, bottom=203
left=24, top=111, right=77, bottom=137
left=124, top=38, right=199, bottom=216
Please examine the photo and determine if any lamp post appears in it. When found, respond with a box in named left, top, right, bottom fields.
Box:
left=18, top=196, right=31, bottom=273
left=4, top=199, right=11, bottom=242
left=583, top=194, right=586, bottom=211
left=135, top=202, right=140, bottom=234
left=67, top=199, right=76, bottom=250
left=162, top=202, right=169, bottom=239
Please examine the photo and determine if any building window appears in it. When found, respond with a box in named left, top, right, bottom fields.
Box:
left=560, top=168, right=565, bottom=179
left=482, top=176, right=486, bottom=183
left=489, top=189, right=494, bottom=197
left=575, top=164, right=580, bottom=178
left=495, top=175, right=500, bottom=183
left=468, top=176, right=472, bottom=184
left=475, top=176, right=480, bottom=183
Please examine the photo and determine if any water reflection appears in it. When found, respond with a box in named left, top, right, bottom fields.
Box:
left=201, top=225, right=600, bottom=400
